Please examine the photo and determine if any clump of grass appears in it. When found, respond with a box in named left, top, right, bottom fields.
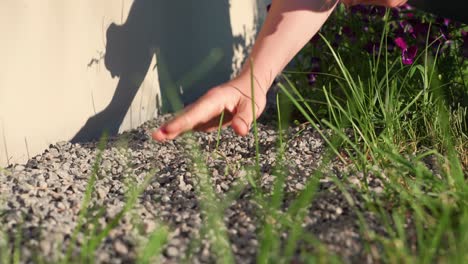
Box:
left=60, top=133, right=168, bottom=263
left=277, top=10, right=467, bottom=262
left=0, top=211, right=25, bottom=264
left=182, top=134, right=235, bottom=263
left=63, top=133, right=108, bottom=263
left=0, top=230, right=8, bottom=264
left=137, top=226, right=169, bottom=264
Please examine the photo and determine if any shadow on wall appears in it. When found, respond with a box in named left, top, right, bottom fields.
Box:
left=71, top=0, right=242, bottom=143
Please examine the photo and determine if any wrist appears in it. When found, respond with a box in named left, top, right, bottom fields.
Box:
left=234, top=65, right=276, bottom=96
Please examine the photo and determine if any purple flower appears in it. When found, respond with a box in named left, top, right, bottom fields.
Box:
left=394, top=37, right=417, bottom=65
left=393, top=22, right=406, bottom=36
left=402, top=46, right=418, bottom=65
left=398, top=20, right=408, bottom=31
left=398, top=20, right=414, bottom=36
left=394, top=37, right=408, bottom=50
left=435, top=17, right=452, bottom=41
left=436, top=17, right=451, bottom=28
left=307, top=57, right=321, bottom=85
left=443, top=18, right=451, bottom=27
left=307, top=73, right=317, bottom=85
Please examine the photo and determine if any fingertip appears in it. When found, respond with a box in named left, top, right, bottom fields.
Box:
left=231, top=117, right=249, bottom=136
left=152, top=127, right=167, bottom=142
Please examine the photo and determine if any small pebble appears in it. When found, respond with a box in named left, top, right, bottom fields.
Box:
left=165, top=246, right=179, bottom=258
left=114, top=240, right=128, bottom=255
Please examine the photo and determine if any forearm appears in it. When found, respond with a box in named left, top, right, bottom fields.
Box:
left=236, top=0, right=338, bottom=93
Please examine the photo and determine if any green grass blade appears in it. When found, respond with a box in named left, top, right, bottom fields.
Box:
left=63, top=132, right=108, bottom=263
left=249, top=59, right=261, bottom=189
left=138, top=226, right=169, bottom=264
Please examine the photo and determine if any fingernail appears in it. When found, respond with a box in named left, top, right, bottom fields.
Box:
left=159, top=127, right=168, bottom=134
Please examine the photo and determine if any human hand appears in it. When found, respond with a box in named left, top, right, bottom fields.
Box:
left=341, top=0, right=407, bottom=7
left=153, top=0, right=340, bottom=142
left=152, top=76, right=267, bottom=141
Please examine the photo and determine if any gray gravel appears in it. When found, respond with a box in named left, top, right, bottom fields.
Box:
left=0, top=113, right=389, bottom=264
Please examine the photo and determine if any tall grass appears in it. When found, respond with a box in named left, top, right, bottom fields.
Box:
left=59, top=133, right=169, bottom=264
left=277, top=12, right=467, bottom=262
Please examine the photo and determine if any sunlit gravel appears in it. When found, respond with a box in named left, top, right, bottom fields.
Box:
left=0, top=112, right=387, bottom=263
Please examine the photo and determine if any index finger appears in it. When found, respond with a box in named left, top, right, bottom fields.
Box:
left=152, top=90, right=227, bottom=141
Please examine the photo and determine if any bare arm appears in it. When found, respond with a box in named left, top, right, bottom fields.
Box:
left=152, top=0, right=407, bottom=141
left=236, top=0, right=338, bottom=92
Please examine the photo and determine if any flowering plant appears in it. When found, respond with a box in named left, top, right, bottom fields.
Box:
left=284, top=3, right=467, bottom=114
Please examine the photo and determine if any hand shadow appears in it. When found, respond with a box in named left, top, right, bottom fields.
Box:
left=71, top=0, right=235, bottom=143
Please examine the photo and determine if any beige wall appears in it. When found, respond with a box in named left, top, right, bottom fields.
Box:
left=0, top=0, right=266, bottom=167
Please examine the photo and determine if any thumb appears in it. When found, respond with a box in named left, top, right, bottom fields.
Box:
left=231, top=101, right=255, bottom=136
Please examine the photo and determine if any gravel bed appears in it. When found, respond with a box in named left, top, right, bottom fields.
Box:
left=0, top=113, right=388, bottom=264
